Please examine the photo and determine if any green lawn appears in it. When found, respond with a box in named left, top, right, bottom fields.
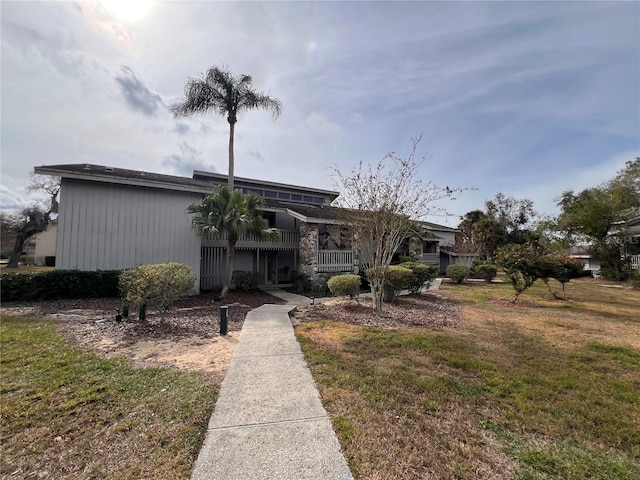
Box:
left=296, top=278, right=640, bottom=479
left=0, top=315, right=217, bottom=479
left=0, top=264, right=55, bottom=273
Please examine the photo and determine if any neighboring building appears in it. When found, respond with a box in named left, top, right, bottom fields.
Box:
left=567, top=215, right=640, bottom=273
left=567, top=245, right=601, bottom=274
left=33, top=220, right=57, bottom=266
left=34, top=164, right=459, bottom=292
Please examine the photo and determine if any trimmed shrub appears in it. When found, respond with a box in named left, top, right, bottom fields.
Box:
left=399, top=262, right=438, bottom=293
left=327, top=274, right=361, bottom=301
left=474, top=263, right=497, bottom=283
left=537, top=253, right=587, bottom=299
left=383, top=265, right=413, bottom=302
left=232, top=271, right=263, bottom=291
left=495, top=244, right=539, bottom=302
left=119, top=263, right=195, bottom=321
left=1, top=270, right=121, bottom=302
left=446, top=264, right=470, bottom=284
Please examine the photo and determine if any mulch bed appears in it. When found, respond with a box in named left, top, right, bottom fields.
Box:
left=292, top=293, right=462, bottom=329
left=1, top=291, right=287, bottom=342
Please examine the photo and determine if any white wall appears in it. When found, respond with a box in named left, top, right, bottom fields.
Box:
left=34, top=222, right=57, bottom=265
left=56, top=179, right=202, bottom=290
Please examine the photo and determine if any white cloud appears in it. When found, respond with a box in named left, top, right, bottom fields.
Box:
left=1, top=0, right=638, bottom=225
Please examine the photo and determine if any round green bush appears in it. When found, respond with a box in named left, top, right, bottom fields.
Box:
left=475, top=263, right=497, bottom=283
left=119, top=262, right=196, bottom=319
left=446, top=264, right=470, bottom=284
left=383, top=265, right=413, bottom=302
left=399, top=261, right=438, bottom=293
left=327, top=274, right=361, bottom=300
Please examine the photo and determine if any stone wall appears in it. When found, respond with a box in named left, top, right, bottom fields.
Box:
left=298, top=222, right=318, bottom=278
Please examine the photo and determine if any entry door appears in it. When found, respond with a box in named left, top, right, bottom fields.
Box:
left=265, top=253, right=276, bottom=284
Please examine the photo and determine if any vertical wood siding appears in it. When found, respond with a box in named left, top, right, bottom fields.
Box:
left=56, top=179, right=202, bottom=288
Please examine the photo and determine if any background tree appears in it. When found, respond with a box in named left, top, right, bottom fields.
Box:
left=187, top=186, right=279, bottom=299
left=457, top=193, right=539, bottom=260
left=557, top=158, right=640, bottom=280
left=333, top=135, right=464, bottom=315
left=454, top=210, right=486, bottom=256
left=2, top=175, right=60, bottom=268
left=170, top=66, right=281, bottom=191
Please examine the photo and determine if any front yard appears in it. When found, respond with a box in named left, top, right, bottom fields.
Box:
left=295, top=278, right=640, bottom=479
left=2, top=277, right=638, bottom=479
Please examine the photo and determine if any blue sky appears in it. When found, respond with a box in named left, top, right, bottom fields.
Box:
left=1, top=0, right=638, bottom=226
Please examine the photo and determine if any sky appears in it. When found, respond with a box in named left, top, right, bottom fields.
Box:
left=1, top=0, right=639, bottom=226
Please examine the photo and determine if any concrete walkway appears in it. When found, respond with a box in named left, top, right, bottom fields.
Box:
left=192, top=280, right=444, bottom=479
left=191, top=303, right=353, bottom=480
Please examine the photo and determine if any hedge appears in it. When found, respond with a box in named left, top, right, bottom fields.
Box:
left=1, top=270, right=122, bottom=302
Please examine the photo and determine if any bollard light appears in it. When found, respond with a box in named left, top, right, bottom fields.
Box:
left=220, top=305, right=228, bottom=335
left=310, top=296, right=315, bottom=305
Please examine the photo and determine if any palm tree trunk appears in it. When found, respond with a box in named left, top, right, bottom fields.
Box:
left=220, top=240, right=236, bottom=299
left=228, top=121, right=235, bottom=191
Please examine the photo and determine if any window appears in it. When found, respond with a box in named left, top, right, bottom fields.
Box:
left=278, top=192, right=290, bottom=200
left=291, top=194, right=302, bottom=201
left=262, top=211, right=276, bottom=227
left=265, top=190, right=278, bottom=198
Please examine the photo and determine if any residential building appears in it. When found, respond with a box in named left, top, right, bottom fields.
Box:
left=34, top=164, right=459, bottom=292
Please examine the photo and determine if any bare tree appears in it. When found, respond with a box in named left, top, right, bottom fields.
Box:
left=3, top=175, right=60, bottom=268
left=332, top=136, right=464, bottom=315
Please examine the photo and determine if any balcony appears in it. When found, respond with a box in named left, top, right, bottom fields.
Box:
left=202, top=230, right=299, bottom=250
left=317, top=250, right=354, bottom=273
left=418, top=253, right=439, bottom=265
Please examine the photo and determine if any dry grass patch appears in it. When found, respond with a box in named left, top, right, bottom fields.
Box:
left=296, top=278, right=640, bottom=479
left=1, top=315, right=217, bottom=480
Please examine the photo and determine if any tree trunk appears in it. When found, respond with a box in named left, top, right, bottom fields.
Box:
left=7, top=234, right=28, bottom=268
left=228, top=121, right=235, bottom=191
left=370, top=280, right=384, bottom=315
left=220, top=240, right=236, bottom=300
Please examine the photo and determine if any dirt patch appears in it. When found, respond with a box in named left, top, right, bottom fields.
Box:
left=1, top=291, right=285, bottom=381
left=292, top=292, right=462, bottom=328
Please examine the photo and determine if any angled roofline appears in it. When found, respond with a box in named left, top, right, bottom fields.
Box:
left=193, top=170, right=339, bottom=200
left=34, top=164, right=339, bottom=200
left=35, top=164, right=214, bottom=194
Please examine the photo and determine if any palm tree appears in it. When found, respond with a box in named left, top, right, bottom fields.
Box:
left=170, top=66, right=281, bottom=191
left=187, top=186, right=279, bottom=299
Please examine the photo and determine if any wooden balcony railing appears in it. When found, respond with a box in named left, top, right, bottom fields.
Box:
left=202, top=230, right=299, bottom=249
left=418, top=253, right=439, bottom=264
left=317, top=250, right=354, bottom=273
